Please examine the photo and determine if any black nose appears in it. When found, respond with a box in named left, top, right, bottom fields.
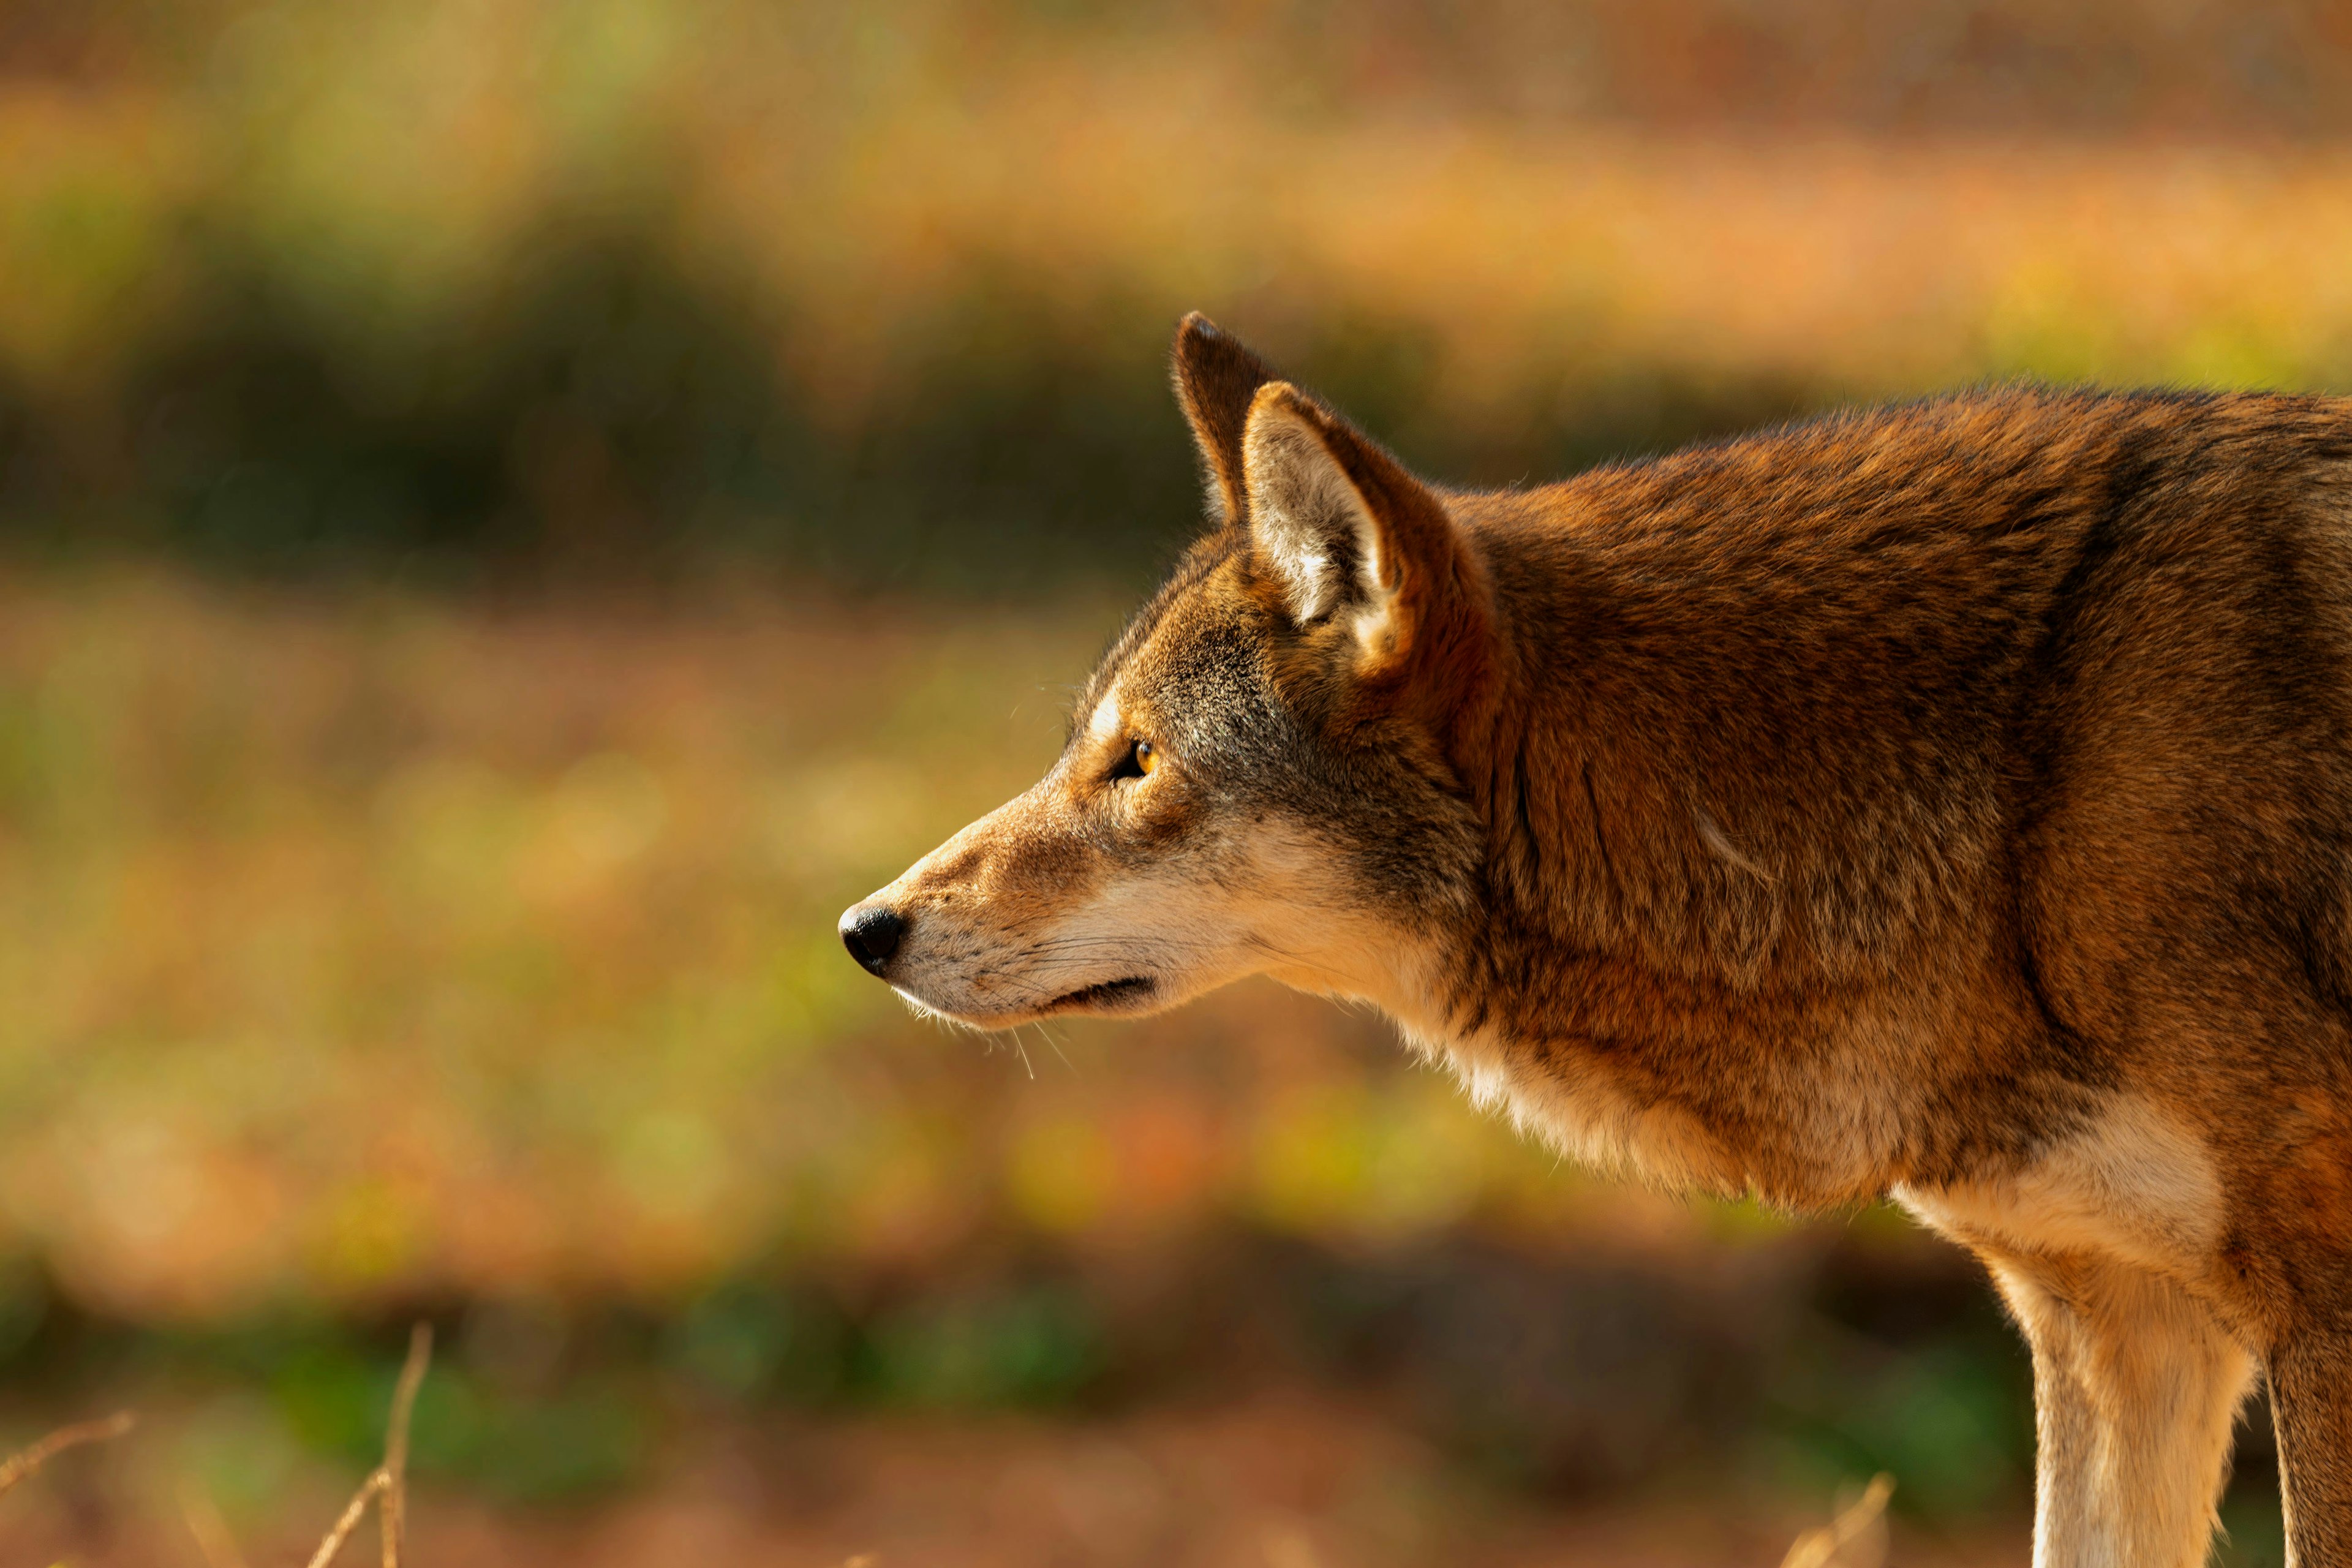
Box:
left=840, top=903, right=905, bottom=976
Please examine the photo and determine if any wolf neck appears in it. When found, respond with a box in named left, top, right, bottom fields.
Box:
left=1369, top=513, right=1975, bottom=1204
left=1463, top=549, right=1793, bottom=998
left=1436, top=489, right=2013, bottom=1049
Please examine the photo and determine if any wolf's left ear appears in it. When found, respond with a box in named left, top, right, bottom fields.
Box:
left=1242, top=382, right=1485, bottom=680
left=1172, top=312, right=1278, bottom=529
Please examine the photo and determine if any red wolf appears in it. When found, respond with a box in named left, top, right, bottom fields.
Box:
left=842, top=315, right=2352, bottom=1565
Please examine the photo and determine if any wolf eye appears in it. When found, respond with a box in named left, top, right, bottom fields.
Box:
left=1110, top=738, right=1159, bottom=782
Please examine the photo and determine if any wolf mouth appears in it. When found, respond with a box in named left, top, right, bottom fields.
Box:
left=1047, top=976, right=1156, bottom=1011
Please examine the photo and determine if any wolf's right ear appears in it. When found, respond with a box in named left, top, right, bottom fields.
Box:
left=1172, top=312, right=1278, bottom=529
left=1241, top=382, right=1485, bottom=693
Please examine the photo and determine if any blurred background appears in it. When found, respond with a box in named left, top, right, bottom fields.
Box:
left=0, top=1, right=2345, bottom=1562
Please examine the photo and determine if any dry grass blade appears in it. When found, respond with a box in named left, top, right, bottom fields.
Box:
left=379, top=1323, right=432, bottom=1568
left=304, top=1470, right=388, bottom=1568
left=1779, top=1474, right=1895, bottom=1568
left=301, top=1321, right=435, bottom=1568
left=0, top=1411, right=135, bottom=1504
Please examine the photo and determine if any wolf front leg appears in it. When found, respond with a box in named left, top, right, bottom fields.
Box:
left=2274, top=1330, right=2352, bottom=1566
left=1985, top=1251, right=2253, bottom=1568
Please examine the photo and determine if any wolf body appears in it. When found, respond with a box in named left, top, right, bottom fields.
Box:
left=841, top=317, right=2352, bottom=1565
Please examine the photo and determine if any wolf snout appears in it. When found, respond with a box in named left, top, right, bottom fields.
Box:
left=839, top=902, right=905, bottom=977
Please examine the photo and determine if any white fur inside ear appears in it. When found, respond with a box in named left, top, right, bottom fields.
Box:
left=1084, top=682, right=1123, bottom=742
left=1243, top=405, right=1392, bottom=630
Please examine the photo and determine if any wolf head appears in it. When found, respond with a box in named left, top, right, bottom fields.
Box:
left=839, top=315, right=1499, bottom=1033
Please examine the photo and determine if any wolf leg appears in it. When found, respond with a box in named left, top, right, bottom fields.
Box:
left=2273, top=1330, right=2352, bottom=1566
left=1986, top=1253, right=2253, bottom=1568
left=1992, top=1258, right=2101, bottom=1566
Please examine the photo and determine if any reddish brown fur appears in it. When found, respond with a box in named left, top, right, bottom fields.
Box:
left=846, top=320, right=2352, bottom=1564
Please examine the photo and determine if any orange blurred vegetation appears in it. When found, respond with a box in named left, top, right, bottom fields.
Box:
left=0, top=573, right=1759, bottom=1319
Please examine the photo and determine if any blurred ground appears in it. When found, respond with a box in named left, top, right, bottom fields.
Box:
left=1, top=1, right=2345, bottom=1562
left=0, top=1394, right=2037, bottom=1568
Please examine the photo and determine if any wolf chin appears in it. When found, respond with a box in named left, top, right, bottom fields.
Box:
left=843, top=314, right=2352, bottom=1565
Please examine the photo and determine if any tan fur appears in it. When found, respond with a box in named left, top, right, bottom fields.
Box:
left=1896, top=1099, right=2228, bottom=1278
left=844, top=313, right=2352, bottom=1563
left=1988, top=1252, right=2253, bottom=1568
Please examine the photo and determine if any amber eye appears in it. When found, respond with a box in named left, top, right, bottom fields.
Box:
left=1110, top=738, right=1159, bottom=782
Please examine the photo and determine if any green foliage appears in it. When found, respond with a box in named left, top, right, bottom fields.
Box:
left=7, top=225, right=1818, bottom=592
left=862, top=1283, right=1107, bottom=1411
left=407, top=1373, right=649, bottom=1504
left=244, top=1324, right=652, bottom=1503
left=1767, top=1340, right=2030, bottom=1518
left=663, top=1280, right=853, bottom=1405
left=2218, top=1492, right=2289, bottom=1568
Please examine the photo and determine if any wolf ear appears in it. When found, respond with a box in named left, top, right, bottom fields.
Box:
left=1172, top=312, right=1278, bottom=528
left=1242, top=382, right=1477, bottom=674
